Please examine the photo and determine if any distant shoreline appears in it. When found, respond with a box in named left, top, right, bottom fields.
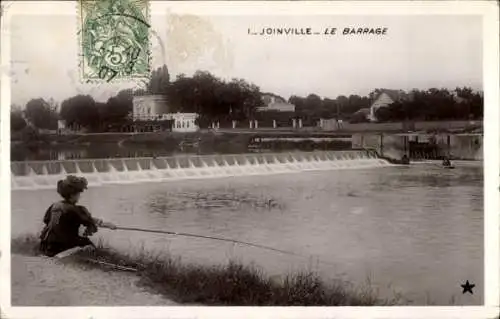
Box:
left=10, top=129, right=483, bottom=162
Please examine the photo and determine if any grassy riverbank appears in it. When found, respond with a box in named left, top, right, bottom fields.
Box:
left=12, top=235, right=401, bottom=306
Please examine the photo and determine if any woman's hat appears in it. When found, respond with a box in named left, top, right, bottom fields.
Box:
left=57, top=175, right=88, bottom=198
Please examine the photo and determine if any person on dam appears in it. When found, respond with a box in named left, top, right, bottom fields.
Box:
left=442, top=157, right=452, bottom=167
left=401, top=154, right=410, bottom=165
left=39, top=175, right=117, bottom=257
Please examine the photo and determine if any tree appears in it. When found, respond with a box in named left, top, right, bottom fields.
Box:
left=320, top=98, right=338, bottom=118
left=192, top=71, right=222, bottom=116
left=282, top=87, right=483, bottom=122
left=167, top=75, right=198, bottom=113
left=95, top=102, right=108, bottom=130
left=227, top=78, right=262, bottom=120
left=303, top=94, right=321, bottom=109
left=117, top=89, right=134, bottom=117
left=468, top=91, right=483, bottom=119
left=347, top=95, right=367, bottom=114
left=370, top=87, right=483, bottom=122
left=104, top=95, right=132, bottom=124
left=288, top=95, right=305, bottom=107
left=24, top=98, right=58, bottom=130
left=100, top=89, right=134, bottom=125
left=350, top=110, right=370, bottom=123
left=374, top=102, right=403, bottom=122
left=288, top=95, right=306, bottom=116
left=166, top=71, right=262, bottom=121
left=335, top=95, right=350, bottom=117
left=454, top=87, right=483, bottom=120
left=60, top=95, right=99, bottom=130
left=10, top=110, right=27, bottom=131
left=147, top=65, right=170, bottom=95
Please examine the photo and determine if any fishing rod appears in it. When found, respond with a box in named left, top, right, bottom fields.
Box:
left=105, top=225, right=340, bottom=267
left=114, top=226, right=301, bottom=257
left=73, top=225, right=337, bottom=273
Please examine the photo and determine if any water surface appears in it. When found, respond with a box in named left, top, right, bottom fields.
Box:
left=11, top=162, right=483, bottom=305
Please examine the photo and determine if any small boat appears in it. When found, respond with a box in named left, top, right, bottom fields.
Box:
left=179, top=140, right=200, bottom=150
left=442, top=159, right=455, bottom=169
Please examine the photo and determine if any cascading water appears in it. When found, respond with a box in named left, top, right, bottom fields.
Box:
left=11, top=150, right=392, bottom=191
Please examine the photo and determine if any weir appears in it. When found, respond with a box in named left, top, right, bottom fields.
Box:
left=11, top=150, right=391, bottom=191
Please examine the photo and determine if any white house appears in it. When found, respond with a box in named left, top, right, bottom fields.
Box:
left=56, top=119, right=86, bottom=134
left=256, top=93, right=295, bottom=112
left=58, top=119, right=65, bottom=130
left=369, top=89, right=410, bottom=122
left=132, top=95, right=170, bottom=121
left=132, top=95, right=200, bottom=132
left=318, top=118, right=343, bottom=131
left=171, top=113, right=199, bottom=132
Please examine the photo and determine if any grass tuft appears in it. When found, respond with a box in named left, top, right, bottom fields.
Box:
left=11, top=234, right=41, bottom=256
left=11, top=234, right=398, bottom=306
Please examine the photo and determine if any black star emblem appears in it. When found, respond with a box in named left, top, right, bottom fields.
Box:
left=461, top=280, right=475, bottom=294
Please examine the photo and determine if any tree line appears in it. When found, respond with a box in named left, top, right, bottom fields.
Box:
left=373, top=87, right=483, bottom=122
left=11, top=65, right=263, bottom=133
left=11, top=63, right=483, bottom=133
left=288, top=87, right=483, bottom=123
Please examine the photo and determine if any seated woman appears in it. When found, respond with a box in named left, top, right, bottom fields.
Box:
left=39, top=175, right=117, bottom=257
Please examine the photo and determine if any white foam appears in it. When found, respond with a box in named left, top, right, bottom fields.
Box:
left=11, top=150, right=392, bottom=191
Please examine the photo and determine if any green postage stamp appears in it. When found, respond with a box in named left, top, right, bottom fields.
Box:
left=78, top=0, right=151, bottom=82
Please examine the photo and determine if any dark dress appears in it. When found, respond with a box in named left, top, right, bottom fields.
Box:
left=39, top=201, right=98, bottom=257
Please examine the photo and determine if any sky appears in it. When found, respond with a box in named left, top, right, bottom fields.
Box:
left=8, top=7, right=482, bottom=107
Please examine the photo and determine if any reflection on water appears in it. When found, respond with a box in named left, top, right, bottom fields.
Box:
left=11, top=144, right=180, bottom=161
left=11, top=137, right=353, bottom=161
left=11, top=163, right=483, bottom=305
left=147, top=190, right=284, bottom=215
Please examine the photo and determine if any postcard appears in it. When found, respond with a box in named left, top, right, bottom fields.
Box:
left=1, top=1, right=498, bottom=318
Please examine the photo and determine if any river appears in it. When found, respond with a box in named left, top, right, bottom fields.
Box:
left=11, top=155, right=483, bottom=305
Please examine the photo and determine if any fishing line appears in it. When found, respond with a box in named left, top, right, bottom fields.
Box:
left=113, top=226, right=337, bottom=267
left=115, top=226, right=298, bottom=256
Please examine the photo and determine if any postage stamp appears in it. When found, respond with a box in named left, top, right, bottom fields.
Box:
left=78, top=0, right=151, bottom=83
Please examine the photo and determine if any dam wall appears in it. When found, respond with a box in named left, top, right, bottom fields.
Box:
left=11, top=150, right=391, bottom=191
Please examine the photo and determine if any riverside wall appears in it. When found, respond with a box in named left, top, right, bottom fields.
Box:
left=352, top=133, right=483, bottom=161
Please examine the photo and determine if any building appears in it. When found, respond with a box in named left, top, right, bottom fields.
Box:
left=131, top=94, right=199, bottom=132
left=369, top=89, right=411, bottom=122
left=318, top=118, right=343, bottom=131
left=133, top=112, right=200, bottom=133
left=132, top=95, right=170, bottom=121
left=171, top=113, right=199, bottom=132
left=256, top=93, right=295, bottom=112
left=56, top=119, right=86, bottom=134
